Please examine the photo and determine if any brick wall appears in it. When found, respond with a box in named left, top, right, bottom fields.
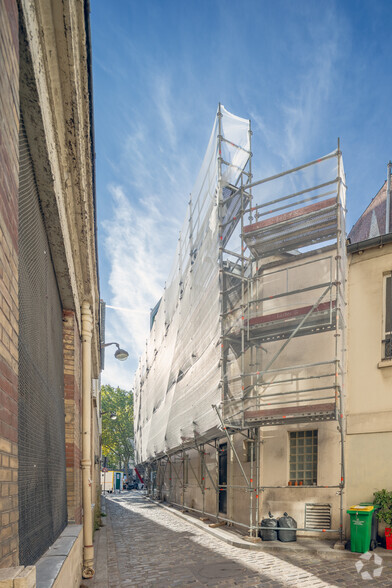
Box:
left=0, top=0, right=19, bottom=568
left=63, top=310, right=82, bottom=524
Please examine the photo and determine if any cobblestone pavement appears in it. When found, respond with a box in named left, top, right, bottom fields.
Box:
left=85, top=492, right=392, bottom=588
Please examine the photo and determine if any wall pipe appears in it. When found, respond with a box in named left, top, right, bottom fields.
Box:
left=255, top=428, right=260, bottom=533
left=81, top=302, right=94, bottom=578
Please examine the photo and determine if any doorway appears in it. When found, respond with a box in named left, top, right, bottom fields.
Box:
left=218, top=443, right=227, bottom=514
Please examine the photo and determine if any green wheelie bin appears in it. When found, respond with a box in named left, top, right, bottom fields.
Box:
left=347, top=504, right=375, bottom=553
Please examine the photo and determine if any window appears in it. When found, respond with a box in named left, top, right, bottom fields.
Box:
left=383, top=274, right=392, bottom=360
left=289, top=430, right=317, bottom=486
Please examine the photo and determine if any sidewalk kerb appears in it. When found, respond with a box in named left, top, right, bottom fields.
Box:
left=142, top=494, right=390, bottom=561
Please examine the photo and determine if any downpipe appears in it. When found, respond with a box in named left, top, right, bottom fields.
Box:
left=81, top=302, right=95, bottom=578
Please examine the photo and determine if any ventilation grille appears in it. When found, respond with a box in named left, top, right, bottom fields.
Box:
left=305, top=503, right=331, bottom=530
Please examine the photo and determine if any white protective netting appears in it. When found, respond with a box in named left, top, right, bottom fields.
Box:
left=134, top=106, right=251, bottom=463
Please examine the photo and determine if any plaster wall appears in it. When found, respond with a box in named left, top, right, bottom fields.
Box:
left=159, top=447, right=219, bottom=517
left=157, top=421, right=342, bottom=538
left=346, top=245, right=392, bottom=515
left=260, top=422, right=341, bottom=536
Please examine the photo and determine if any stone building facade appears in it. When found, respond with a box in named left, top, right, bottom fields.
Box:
left=0, top=0, right=21, bottom=568
left=0, top=0, right=100, bottom=584
left=63, top=309, right=83, bottom=526
left=346, top=177, right=392, bottom=520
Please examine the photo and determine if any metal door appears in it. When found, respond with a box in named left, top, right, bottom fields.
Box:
left=219, top=444, right=227, bottom=514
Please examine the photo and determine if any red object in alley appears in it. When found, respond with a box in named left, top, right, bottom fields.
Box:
left=386, top=528, right=392, bottom=550
left=134, top=467, right=144, bottom=484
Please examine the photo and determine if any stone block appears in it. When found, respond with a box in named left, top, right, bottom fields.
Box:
left=0, top=438, right=11, bottom=454
left=14, top=566, right=36, bottom=588
left=35, top=556, right=64, bottom=587
left=0, top=567, right=23, bottom=588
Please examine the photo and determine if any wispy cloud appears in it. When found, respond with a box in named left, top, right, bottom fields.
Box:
left=103, top=184, right=178, bottom=345
left=153, top=74, right=178, bottom=149
left=248, top=7, right=344, bottom=170
left=101, top=183, right=180, bottom=388
left=99, top=60, right=206, bottom=389
left=97, top=2, right=350, bottom=390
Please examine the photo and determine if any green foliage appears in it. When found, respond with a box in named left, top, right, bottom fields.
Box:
left=101, top=385, right=134, bottom=476
left=94, top=513, right=101, bottom=532
left=373, top=489, right=392, bottom=526
left=94, top=489, right=102, bottom=532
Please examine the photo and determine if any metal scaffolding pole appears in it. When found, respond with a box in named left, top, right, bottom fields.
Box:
left=201, top=444, right=206, bottom=516
left=243, top=285, right=333, bottom=400
left=215, top=439, right=219, bottom=520
left=136, top=118, right=346, bottom=540
left=249, top=434, right=254, bottom=537
left=213, top=405, right=249, bottom=486
left=182, top=449, right=186, bottom=508
left=218, top=103, right=227, bottom=429
left=336, top=139, right=346, bottom=543
left=215, top=144, right=346, bottom=538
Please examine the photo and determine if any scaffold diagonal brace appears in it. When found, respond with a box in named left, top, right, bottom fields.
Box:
left=212, top=404, right=249, bottom=486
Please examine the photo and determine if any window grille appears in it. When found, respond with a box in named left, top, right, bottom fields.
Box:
left=18, top=118, right=67, bottom=564
left=289, top=430, right=318, bottom=485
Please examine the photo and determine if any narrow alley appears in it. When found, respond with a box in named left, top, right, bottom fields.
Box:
left=85, top=492, right=392, bottom=587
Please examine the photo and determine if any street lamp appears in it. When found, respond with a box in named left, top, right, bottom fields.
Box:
left=101, top=342, right=129, bottom=361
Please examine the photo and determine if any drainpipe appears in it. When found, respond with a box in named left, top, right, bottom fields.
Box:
left=386, top=161, right=392, bottom=234
left=81, top=301, right=95, bottom=578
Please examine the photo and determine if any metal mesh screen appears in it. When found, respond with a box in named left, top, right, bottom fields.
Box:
left=18, top=119, right=67, bottom=565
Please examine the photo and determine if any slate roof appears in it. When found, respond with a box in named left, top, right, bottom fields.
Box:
left=348, top=180, right=391, bottom=244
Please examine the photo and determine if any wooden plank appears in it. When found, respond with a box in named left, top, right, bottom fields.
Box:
left=243, top=197, right=336, bottom=233
left=246, top=300, right=336, bottom=328
left=244, top=402, right=335, bottom=420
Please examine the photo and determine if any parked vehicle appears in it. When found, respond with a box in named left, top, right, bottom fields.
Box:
left=101, top=470, right=123, bottom=493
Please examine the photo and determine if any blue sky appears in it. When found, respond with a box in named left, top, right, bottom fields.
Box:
left=91, top=0, right=392, bottom=389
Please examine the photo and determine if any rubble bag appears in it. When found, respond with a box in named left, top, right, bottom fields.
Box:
left=259, top=512, right=278, bottom=541
left=278, top=512, right=297, bottom=542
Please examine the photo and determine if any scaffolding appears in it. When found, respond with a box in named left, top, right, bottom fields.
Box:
left=135, top=105, right=346, bottom=541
